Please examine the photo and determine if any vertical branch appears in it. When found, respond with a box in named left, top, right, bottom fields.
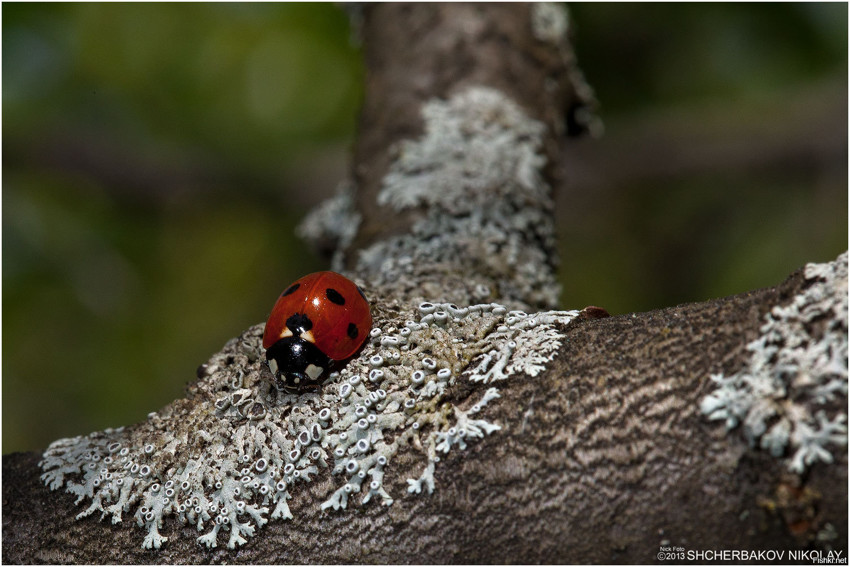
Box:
left=301, top=3, right=594, bottom=310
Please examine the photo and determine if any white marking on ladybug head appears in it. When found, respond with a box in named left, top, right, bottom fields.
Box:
left=305, top=364, right=324, bottom=380
left=280, top=328, right=293, bottom=339
left=300, top=330, right=316, bottom=344
left=268, top=358, right=279, bottom=376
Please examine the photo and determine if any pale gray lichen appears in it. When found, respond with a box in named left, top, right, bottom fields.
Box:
left=701, top=252, right=848, bottom=473
left=376, top=88, right=549, bottom=213
left=365, top=88, right=559, bottom=311
left=41, top=297, right=579, bottom=549
left=298, top=86, right=561, bottom=312
left=297, top=180, right=361, bottom=268
left=531, top=2, right=569, bottom=45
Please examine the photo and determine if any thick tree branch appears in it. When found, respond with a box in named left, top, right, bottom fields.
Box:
left=4, top=263, right=847, bottom=563
left=3, top=4, right=846, bottom=564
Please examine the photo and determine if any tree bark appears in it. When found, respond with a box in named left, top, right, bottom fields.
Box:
left=3, top=4, right=846, bottom=564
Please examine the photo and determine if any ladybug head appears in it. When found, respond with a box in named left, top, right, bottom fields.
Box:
left=265, top=335, right=332, bottom=393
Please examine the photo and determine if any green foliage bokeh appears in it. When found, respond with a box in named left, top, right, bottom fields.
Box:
left=3, top=3, right=847, bottom=453
left=4, top=3, right=361, bottom=453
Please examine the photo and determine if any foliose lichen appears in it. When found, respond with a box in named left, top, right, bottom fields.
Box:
left=300, top=86, right=561, bottom=312
left=41, top=298, right=579, bottom=549
left=701, top=252, right=848, bottom=473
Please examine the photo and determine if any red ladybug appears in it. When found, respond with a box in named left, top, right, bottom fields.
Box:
left=263, top=271, right=371, bottom=393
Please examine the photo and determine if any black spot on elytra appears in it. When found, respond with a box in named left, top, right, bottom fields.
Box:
left=286, top=313, right=312, bottom=333
left=347, top=322, right=358, bottom=340
left=326, top=288, right=345, bottom=305
left=282, top=283, right=300, bottom=297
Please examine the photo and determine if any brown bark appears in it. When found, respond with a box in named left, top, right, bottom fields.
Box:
left=3, top=4, right=846, bottom=564
left=4, top=268, right=846, bottom=563
left=346, top=3, right=588, bottom=265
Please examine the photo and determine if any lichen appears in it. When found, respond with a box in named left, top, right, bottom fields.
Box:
left=701, top=252, right=848, bottom=473
left=41, top=298, right=579, bottom=549
left=298, top=86, right=561, bottom=312
left=531, top=3, right=569, bottom=45
left=297, top=180, right=360, bottom=269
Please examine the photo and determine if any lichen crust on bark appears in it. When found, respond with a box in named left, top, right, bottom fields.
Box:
left=40, top=290, right=579, bottom=549
left=36, top=9, right=597, bottom=553
left=300, top=86, right=561, bottom=312
left=701, top=251, right=848, bottom=472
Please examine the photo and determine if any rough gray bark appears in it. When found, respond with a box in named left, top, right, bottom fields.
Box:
left=3, top=4, right=847, bottom=564
left=4, top=270, right=847, bottom=564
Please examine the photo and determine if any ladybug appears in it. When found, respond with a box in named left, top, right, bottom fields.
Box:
left=262, top=271, right=371, bottom=393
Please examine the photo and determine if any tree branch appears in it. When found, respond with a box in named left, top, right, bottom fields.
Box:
left=3, top=4, right=846, bottom=564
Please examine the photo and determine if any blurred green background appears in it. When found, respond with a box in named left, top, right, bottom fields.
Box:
left=4, top=3, right=847, bottom=453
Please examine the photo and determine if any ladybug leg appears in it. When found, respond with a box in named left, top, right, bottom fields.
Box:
left=283, top=368, right=324, bottom=393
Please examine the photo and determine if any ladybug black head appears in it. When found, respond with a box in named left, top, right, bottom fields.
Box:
left=265, top=336, right=332, bottom=393
left=285, top=312, right=312, bottom=335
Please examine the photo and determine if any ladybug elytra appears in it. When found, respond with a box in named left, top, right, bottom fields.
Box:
left=262, top=271, right=371, bottom=393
